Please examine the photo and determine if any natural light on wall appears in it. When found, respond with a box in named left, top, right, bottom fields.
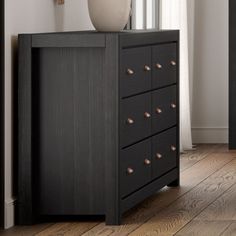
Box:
left=132, top=0, right=159, bottom=29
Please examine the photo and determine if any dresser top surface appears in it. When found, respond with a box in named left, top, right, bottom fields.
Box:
left=19, top=30, right=179, bottom=49
left=19, top=29, right=179, bottom=36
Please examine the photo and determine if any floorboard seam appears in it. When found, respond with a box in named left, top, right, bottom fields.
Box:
left=219, top=221, right=236, bottom=236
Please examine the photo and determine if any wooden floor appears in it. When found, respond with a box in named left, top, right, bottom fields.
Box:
left=1, top=144, right=236, bottom=236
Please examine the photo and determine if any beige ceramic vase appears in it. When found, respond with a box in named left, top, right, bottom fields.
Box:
left=88, top=0, right=131, bottom=32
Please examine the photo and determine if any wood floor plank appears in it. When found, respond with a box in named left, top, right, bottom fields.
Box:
left=174, top=220, right=232, bottom=236
left=180, top=144, right=223, bottom=171
left=221, top=222, right=236, bottom=236
left=195, top=184, right=236, bottom=221
left=128, top=157, right=236, bottom=236
left=0, top=224, right=52, bottom=236
left=81, top=152, right=235, bottom=236
left=36, top=222, right=99, bottom=236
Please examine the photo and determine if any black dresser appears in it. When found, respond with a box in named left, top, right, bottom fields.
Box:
left=18, top=30, right=180, bottom=225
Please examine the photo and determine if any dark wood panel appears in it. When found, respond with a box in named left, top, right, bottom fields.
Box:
left=152, top=86, right=177, bottom=133
left=0, top=0, right=4, bottom=228
left=120, top=93, right=151, bottom=147
left=36, top=47, right=106, bottom=215
left=17, top=31, right=179, bottom=226
left=119, top=30, right=179, bottom=48
left=32, top=33, right=106, bottom=48
left=121, top=168, right=178, bottom=213
left=152, top=128, right=177, bottom=179
left=103, top=34, right=120, bottom=225
left=120, top=139, right=151, bottom=197
left=229, top=0, right=236, bottom=149
left=18, top=35, right=35, bottom=225
left=152, top=43, right=177, bottom=89
left=120, top=47, right=151, bottom=97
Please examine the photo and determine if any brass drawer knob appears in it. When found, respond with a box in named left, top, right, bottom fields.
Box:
left=171, top=103, right=177, bottom=109
left=127, top=168, right=134, bottom=175
left=171, top=145, right=176, bottom=151
left=171, top=61, right=176, bottom=66
left=127, top=68, right=134, bottom=75
left=144, top=65, right=151, bottom=71
left=144, top=159, right=151, bottom=165
left=127, top=118, right=134, bottom=125
left=156, top=63, right=162, bottom=69
left=156, top=153, right=162, bottom=159
left=156, top=108, right=162, bottom=114
left=144, top=112, right=151, bottom=118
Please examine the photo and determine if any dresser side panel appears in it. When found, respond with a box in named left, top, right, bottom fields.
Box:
left=34, top=47, right=107, bottom=215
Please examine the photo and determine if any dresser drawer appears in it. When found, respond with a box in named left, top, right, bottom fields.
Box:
left=152, top=43, right=177, bottom=89
left=120, top=93, right=151, bottom=147
left=152, top=128, right=177, bottom=179
left=120, top=47, right=151, bottom=97
left=152, top=86, right=177, bottom=133
left=120, top=139, right=151, bottom=197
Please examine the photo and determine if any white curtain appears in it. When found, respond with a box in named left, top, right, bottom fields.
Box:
left=160, top=0, right=193, bottom=151
left=132, top=0, right=159, bottom=29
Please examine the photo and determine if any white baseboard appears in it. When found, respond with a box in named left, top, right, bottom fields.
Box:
left=192, top=127, right=228, bottom=144
left=4, top=198, right=16, bottom=229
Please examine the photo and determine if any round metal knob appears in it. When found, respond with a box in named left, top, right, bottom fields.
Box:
left=156, top=63, right=162, bottom=69
left=156, top=108, right=162, bottom=114
left=171, top=103, right=177, bottom=109
left=144, top=65, right=151, bottom=71
left=171, top=145, right=176, bottom=151
left=156, top=153, right=162, bottom=159
left=144, top=112, right=151, bottom=118
left=127, top=118, right=134, bottom=125
left=144, top=159, right=151, bottom=165
left=127, top=68, right=134, bottom=75
left=171, top=61, right=176, bottom=66
left=127, top=168, right=134, bottom=175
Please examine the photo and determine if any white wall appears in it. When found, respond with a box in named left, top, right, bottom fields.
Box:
left=191, top=0, right=229, bottom=143
left=55, top=0, right=93, bottom=31
left=4, top=0, right=93, bottom=229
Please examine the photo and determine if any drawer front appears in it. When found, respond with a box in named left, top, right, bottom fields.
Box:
left=120, top=139, right=151, bottom=197
left=152, top=128, right=177, bottom=179
left=120, top=93, right=152, bottom=147
left=152, top=86, right=177, bottom=133
left=120, top=47, right=152, bottom=97
left=152, top=43, right=177, bottom=89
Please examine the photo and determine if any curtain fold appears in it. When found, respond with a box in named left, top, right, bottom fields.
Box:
left=160, top=0, right=193, bottom=151
left=131, top=0, right=159, bottom=29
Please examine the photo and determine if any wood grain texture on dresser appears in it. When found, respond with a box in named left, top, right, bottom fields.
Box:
left=18, top=30, right=180, bottom=226
left=18, top=34, right=35, bottom=225
left=36, top=47, right=106, bottom=215
left=104, top=34, right=120, bottom=225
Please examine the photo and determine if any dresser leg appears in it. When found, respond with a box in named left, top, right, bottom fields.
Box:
left=168, top=178, right=180, bottom=187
